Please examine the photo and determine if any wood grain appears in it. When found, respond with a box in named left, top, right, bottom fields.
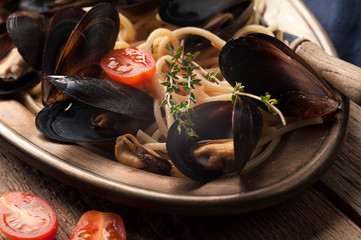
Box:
left=0, top=0, right=360, bottom=238
left=317, top=102, right=361, bottom=224
left=1, top=144, right=361, bottom=239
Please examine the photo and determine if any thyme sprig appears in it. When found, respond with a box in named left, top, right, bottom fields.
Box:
left=231, top=82, right=246, bottom=103
left=231, top=82, right=286, bottom=126
left=260, top=92, right=279, bottom=115
left=160, top=45, right=201, bottom=140
left=204, top=70, right=221, bottom=83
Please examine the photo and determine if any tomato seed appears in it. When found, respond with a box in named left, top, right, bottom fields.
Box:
left=82, top=233, right=91, bottom=238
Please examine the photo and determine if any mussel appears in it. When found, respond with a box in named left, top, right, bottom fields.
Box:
left=166, top=97, right=263, bottom=181
left=219, top=33, right=340, bottom=118
left=1, top=0, right=54, bottom=15
left=115, top=134, right=172, bottom=175
left=32, top=3, right=155, bottom=142
left=7, top=11, right=48, bottom=70
left=35, top=98, right=120, bottom=142
left=47, top=0, right=160, bottom=14
left=0, top=3, right=49, bottom=95
left=4, top=2, right=120, bottom=98
left=2, top=0, right=111, bottom=16
left=159, top=0, right=254, bottom=50
left=46, top=75, right=154, bottom=120
left=0, top=31, right=38, bottom=95
left=42, top=3, right=120, bottom=105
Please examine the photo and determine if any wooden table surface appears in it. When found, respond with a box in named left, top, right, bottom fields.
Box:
left=0, top=101, right=359, bottom=239
left=1, top=0, right=361, bottom=238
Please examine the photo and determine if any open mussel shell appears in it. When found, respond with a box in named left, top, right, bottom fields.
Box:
left=159, top=0, right=253, bottom=50
left=46, top=0, right=110, bottom=13
left=0, top=32, right=39, bottom=95
left=42, top=2, right=120, bottom=105
left=53, top=2, right=119, bottom=77
left=167, top=101, right=233, bottom=181
left=36, top=98, right=115, bottom=142
left=116, top=0, right=160, bottom=13
left=3, top=0, right=111, bottom=16
left=47, top=75, right=154, bottom=120
left=0, top=71, right=39, bottom=95
left=233, top=95, right=262, bottom=173
left=41, top=6, right=85, bottom=104
left=36, top=98, right=145, bottom=142
left=159, top=0, right=251, bottom=27
left=2, top=0, right=55, bottom=14
left=42, top=7, right=86, bottom=76
left=166, top=97, right=262, bottom=181
left=219, top=33, right=340, bottom=118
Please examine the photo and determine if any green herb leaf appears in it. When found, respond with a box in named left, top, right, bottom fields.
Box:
left=161, top=46, right=206, bottom=140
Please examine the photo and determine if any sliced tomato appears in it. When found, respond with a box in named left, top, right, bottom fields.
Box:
left=0, top=191, right=58, bottom=240
left=100, top=47, right=156, bottom=86
left=70, top=210, right=126, bottom=240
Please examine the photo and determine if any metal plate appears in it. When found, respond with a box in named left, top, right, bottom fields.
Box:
left=0, top=0, right=349, bottom=215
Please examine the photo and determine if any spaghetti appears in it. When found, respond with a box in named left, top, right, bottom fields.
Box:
left=17, top=0, right=324, bottom=178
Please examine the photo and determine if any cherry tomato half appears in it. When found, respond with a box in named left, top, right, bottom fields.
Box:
left=0, top=191, right=58, bottom=240
left=100, top=47, right=156, bottom=86
left=70, top=210, right=126, bottom=240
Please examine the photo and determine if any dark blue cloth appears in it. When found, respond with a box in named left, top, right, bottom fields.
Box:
left=304, top=0, right=361, bottom=67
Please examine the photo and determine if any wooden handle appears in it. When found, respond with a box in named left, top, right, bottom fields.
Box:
left=290, top=38, right=361, bottom=105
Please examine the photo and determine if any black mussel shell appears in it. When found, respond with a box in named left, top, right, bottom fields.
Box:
left=36, top=98, right=140, bottom=142
left=46, top=0, right=112, bottom=13
left=219, top=33, right=340, bottom=118
left=90, top=110, right=146, bottom=136
left=53, top=2, right=119, bottom=77
left=47, top=75, right=154, bottom=120
left=4, top=0, right=112, bottom=16
left=42, top=2, right=120, bottom=105
left=6, top=11, right=48, bottom=70
left=159, top=0, right=253, bottom=50
left=115, top=0, right=160, bottom=13
left=0, top=7, right=9, bottom=34
left=0, top=32, right=39, bottom=95
left=3, top=0, right=56, bottom=14
left=159, top=0, right=250, bottom=27
left=167, top=98, right=262, bottom=181
left=233, top=95, right=262, bottom=173
left=0, top=71, right=39, bottom=95
left=42, top=7, right=86, bottom=76
left=167, top=101, right=233, bottom=181
left=0, top=31, right=14, bottom=60
left=45, top=0, right=160, bottom=14
left=41, top=6, right=86, bottom=104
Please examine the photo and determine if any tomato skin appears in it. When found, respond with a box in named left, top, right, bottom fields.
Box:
left=0, top=191, right=58, bottom=240
left=100, top=47, right=156, bottom=86
left=70, top=210, right=126, bottom=240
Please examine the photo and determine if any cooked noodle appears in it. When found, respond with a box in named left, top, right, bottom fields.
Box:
left=16, top=0, right=324, bottom=176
